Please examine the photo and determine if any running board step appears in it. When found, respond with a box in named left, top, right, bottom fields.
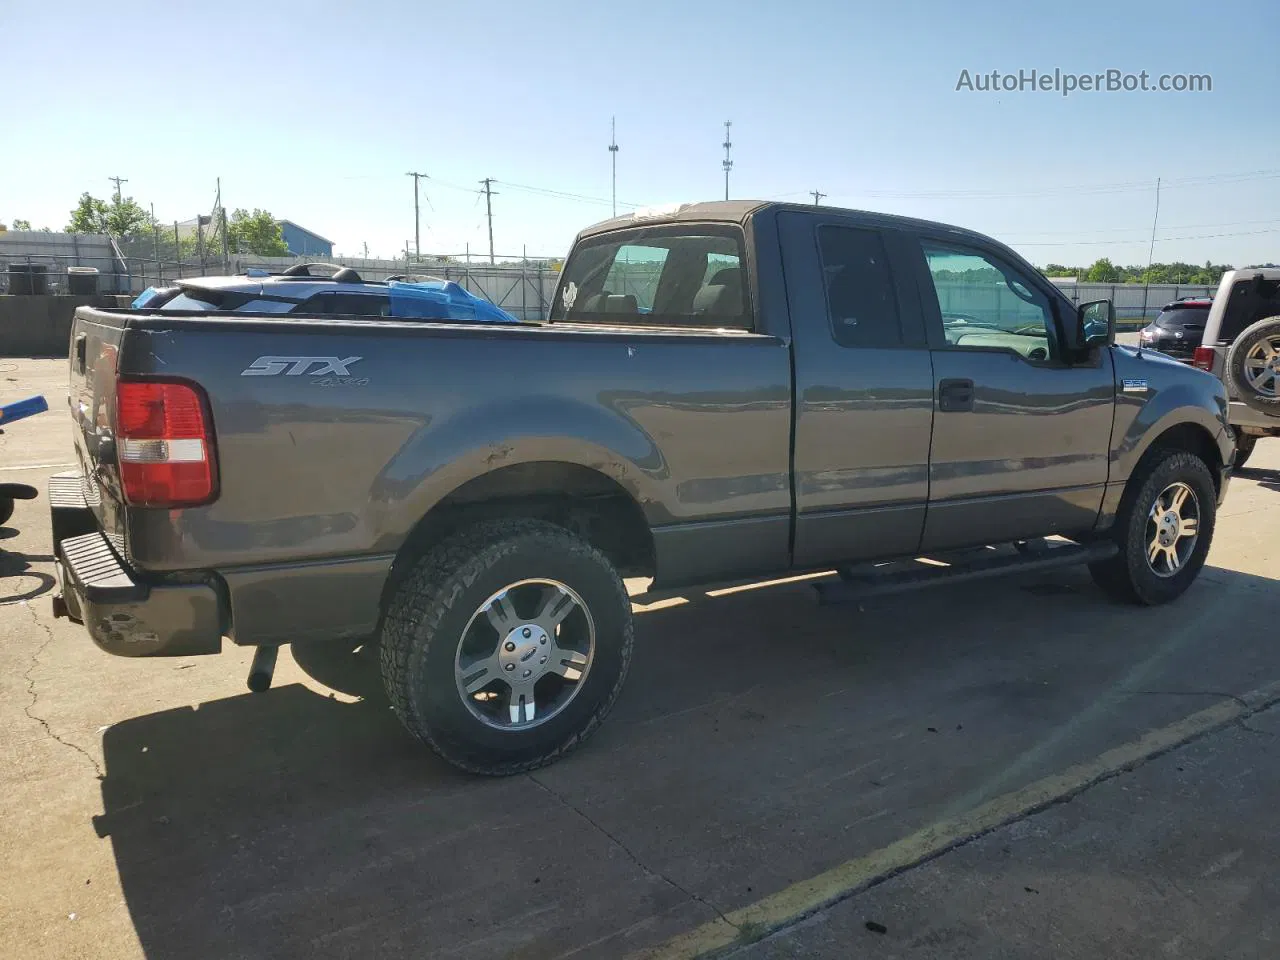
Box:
left=814, top=540, right=1119, bottom=606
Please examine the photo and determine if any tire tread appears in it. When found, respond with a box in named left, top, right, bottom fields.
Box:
left=379, top=519, right=633, bottom=776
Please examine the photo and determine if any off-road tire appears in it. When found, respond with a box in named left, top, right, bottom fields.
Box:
left=1226, top=316, right=1280, bottom=416
left=1088, top=450, right=1217, bottom=605
left=379, top=519, right=633, bottom=775
left=1232, top=429, right=1257, bottom=470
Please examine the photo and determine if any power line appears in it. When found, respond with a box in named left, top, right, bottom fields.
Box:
left=1012, top=227, right=1280, bottom=247
left=492, top=179, right=643, bottom=209
left=992, top=216, right=1280, bottom=238
left=810, top=190, right=826, bottom=206
left=784, top=167, right=1280, bottom=203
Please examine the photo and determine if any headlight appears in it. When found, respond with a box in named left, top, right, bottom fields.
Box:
left=1140, top=329, right=1155, bottom=341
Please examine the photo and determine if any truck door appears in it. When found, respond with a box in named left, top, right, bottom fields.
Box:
left=905, top=234, right=1115, bottom=551
left=779, top=211, right=935, bottom=567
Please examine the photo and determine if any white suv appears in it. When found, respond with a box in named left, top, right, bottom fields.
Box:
left=1193, top=267, right=1280, bottom=467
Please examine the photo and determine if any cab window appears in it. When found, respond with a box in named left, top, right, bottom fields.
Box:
left=552, top=226, right=751, bottom=330
left=921, top=242, right=1057, bottom=363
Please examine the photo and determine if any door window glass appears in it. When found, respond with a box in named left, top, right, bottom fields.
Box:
left=922, top=243, right=1056, bottom=362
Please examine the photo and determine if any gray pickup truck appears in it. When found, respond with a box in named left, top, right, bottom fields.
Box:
left=52, top=201, right=1233, bottom=774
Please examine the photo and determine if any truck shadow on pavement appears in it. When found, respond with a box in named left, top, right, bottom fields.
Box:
left=1236, top=465, right=1280, bottom=493
left=93, top=562, right=1280, bottom=960
left=0, top=540, right=55, bottom=605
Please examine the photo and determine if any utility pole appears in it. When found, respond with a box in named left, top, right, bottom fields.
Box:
left=721, top=121, right=733, bottom=201
left=480, top=178, right=497, bottom=265
left=608, top=117, right=620, bottom=217
left=406, top=171, right=427, bottom=262
left=150, top=203, right=160, bottom=285
left=217, top=177, right=229, bottom=272
left=810, top=190, right=826, bottom=206
left=108, top=176, right=128, bottom=204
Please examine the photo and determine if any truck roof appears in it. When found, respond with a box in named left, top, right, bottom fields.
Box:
left=576, top=199, right=1008, bottom=251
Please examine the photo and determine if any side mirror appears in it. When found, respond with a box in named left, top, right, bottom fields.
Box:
left=1077, top=299, right=1114, bottom=348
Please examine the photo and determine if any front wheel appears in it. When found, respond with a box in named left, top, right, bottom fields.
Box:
left=379, top=519, right=633, bottom=775
left=1089, top=450, right=1217, bottom=605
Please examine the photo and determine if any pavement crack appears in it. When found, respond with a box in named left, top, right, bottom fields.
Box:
left=527, top=773, right=738, bottom=933
left=21, top=603, right=104, bottom=780
left=1236, top=718, right=1275, bottom=737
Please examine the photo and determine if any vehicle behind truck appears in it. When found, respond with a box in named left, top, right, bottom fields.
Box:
left=1191, top=267, right=1280, bottom=468
left=51, top=201, right=1234, bottom=775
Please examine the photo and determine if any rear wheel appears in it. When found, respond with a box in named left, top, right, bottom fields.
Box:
left=1089, top=450, right=1216, bottom=605
left=379, top=519, right=633, bottom=775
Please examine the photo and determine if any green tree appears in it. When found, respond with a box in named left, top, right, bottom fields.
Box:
left=12, top=218, right=32, bottom=230
left=66, top=192, right=152, bottom=237
left=1083, top=257, right=1121, bottom=283
left=226, top=208, right=288, bottom=256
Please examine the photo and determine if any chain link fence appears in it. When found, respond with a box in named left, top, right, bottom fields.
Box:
left=1052, top=281, right=1218, bottom=326
left=3, top=231, right=1219, bottom=326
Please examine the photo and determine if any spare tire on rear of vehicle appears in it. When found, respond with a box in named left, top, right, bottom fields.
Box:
left=1227, top=315, right=1280, bottom=416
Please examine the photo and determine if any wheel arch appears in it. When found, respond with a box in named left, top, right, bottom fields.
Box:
left=378, top=460, right=655, bottom=620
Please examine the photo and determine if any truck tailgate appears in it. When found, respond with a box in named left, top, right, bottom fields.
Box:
left=67, top=308, right=128, bottom=554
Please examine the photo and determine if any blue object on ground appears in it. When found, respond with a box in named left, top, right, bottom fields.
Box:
left=388, top=280, right=519, bottom=323
left=0, top=395, right=49, bottom=424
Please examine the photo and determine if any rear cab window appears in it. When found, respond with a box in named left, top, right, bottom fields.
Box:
left=551, top=225, right=751, bottom=330
left=817, top=226, right=902, bottom=347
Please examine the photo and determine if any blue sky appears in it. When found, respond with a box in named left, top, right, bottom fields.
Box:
left=5, top=0, right=1278, bottom=267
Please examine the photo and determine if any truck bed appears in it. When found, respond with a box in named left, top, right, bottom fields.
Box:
left=68, top=307, right=792, bottom=644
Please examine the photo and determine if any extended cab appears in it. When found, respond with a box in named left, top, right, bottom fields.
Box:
left=52, top=201, right=1233, bottom=774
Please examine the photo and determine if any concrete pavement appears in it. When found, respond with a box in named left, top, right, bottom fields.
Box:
left=3, top=357, right=1280, bottom=959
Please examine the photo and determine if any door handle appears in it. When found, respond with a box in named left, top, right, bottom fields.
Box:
left=938, top=378, right=975, bottom=412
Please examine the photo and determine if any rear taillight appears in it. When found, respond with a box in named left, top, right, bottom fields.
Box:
left=1192, top=346, right=1214, bottom=371
left=115, top=380, right=216, bottom=506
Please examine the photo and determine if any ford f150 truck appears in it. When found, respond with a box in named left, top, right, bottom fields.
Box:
left=51, top=201, right=1234, bottom=775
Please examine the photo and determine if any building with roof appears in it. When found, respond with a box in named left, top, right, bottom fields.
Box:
left=277, top=220, right=333, bottom=258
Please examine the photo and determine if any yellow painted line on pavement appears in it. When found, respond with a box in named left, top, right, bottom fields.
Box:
left=634, top=679, right=1280, bottom=960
